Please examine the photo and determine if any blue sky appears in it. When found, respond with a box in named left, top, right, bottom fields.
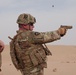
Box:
left=0, top=0, right=76, bottom=45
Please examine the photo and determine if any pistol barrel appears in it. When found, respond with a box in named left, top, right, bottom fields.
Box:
left=61, top=25, right=73, bottom=29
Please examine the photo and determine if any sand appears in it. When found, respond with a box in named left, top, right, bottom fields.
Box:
left=0, top=45, right=76, bottom=75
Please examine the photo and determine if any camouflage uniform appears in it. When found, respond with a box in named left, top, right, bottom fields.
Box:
left=10, top=30, right=61, bottom=75
left=9, top=13, right=62, bottom=75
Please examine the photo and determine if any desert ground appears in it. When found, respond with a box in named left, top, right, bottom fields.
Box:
left=0, top=45, right=76, bottom=75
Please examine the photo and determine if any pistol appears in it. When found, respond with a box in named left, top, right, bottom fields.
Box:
left=60, top=25, right=73, bottom=29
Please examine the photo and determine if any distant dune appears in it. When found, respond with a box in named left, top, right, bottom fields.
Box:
left=0, top=45, right=76, bottom=75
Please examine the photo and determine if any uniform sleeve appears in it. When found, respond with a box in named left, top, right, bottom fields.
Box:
left=32, top=30, right=61, bottom=44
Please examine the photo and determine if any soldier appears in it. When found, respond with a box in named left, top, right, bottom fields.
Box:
left=0, top=40, right=4, bottom=71
left=9, top=13, right=68, bottom=75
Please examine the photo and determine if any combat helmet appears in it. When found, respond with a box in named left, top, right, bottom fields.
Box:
left=17, top=13, right=36, bottom=25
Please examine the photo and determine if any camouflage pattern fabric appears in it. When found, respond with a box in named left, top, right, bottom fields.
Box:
left=20, top=68, right=44, bottom=75
left=10, top=30, right=61, bottom=75
left=17, top=13, right=36, bottom=25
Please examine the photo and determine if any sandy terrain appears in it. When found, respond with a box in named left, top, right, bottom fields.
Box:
left=0, top=45, right=76, bottom=75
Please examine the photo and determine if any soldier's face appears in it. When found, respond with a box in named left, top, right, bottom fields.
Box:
left=29, top=25, right=34, bottom=31
left=23, top=24, right=34, bottom=31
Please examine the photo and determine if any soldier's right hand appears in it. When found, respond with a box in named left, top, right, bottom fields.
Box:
left=58, top=27, right=67, bottom=37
